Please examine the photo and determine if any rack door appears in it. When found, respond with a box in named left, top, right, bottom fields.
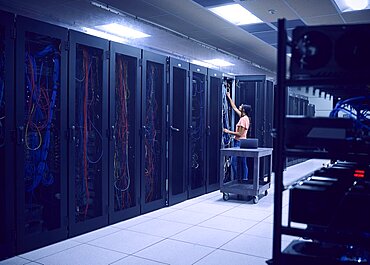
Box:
left=0, top=10, right=15, bottom=260
left=108, top=42, right=141, bottom=223
left=15, top=16, right=68, bottom=253
left=168, top=58, right=189, bottom=205
left=68, top=30, right=109, bottom=236
left=141, top=50, right=167, bottom=213
left=188, top=64, right=207, bottom=198
left=207, top=69, right=222, bottom=192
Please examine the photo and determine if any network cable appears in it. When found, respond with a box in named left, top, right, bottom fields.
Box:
left=114, top=55, right=132, bottom=210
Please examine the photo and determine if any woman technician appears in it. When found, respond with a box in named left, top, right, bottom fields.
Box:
left=223, top=92, right=252, bottom=182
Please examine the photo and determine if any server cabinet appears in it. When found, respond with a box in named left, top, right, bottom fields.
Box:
left=68, top=30, right=109, bottom=236
left=235, top=75, right=273, bottom=179
left=15, top=17, right=68, bottom=253
left=141, top=50, right=167, bottom=213
left=206, top=69, right=222, bottom=192
left=108, top=42, right=141, bottom=223
left=188, top=64, right=207, bottom=198
left=168, top=57, right=189, bottom=205
left=0, top=10, right=15, bottom=260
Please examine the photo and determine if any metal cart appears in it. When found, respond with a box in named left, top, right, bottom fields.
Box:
left=220, top=147, right=273, bottom=203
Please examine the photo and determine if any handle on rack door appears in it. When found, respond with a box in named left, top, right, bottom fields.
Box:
left=170, top=125, right=180, bottom=132
left=17, top=126, right=24, bottom=145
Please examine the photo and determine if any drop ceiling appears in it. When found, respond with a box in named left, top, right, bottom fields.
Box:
left=0, top=0, right=369, bottom=75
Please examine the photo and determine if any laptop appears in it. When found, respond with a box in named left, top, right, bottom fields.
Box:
left=240, top=138, right=258, bottom=149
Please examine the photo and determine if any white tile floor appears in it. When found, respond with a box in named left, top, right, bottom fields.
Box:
left=0, top=159, right=328, bottom=265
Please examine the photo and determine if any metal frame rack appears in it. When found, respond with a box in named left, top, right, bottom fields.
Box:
left=108, top=41, right=141, bottom=224
left=140, top=50, right=167, bottom=214
left=272, top=19, right=370, bottom=264
left=68, top=30, right=109, bottom=236
left=15, top=16, right=69, bottom=253
left=168, top=57, right=189, bottom=206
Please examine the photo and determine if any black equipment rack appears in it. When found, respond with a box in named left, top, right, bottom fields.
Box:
left=271, top=19, right=370, bottom=264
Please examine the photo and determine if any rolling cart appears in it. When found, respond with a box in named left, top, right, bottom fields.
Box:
left=220, top=147, right=273, bottom=203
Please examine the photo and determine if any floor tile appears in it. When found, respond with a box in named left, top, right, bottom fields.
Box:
left=111, top=216, right=153, bottom=230
left=221, top=207, right=272, bottom=222
left=221, top=234, right=273, bottom=259
left=0, top=256, right=30, bottom=265
left=135, top=238, right=214, bottom=265
left=194, top=249, right=268, bottom=265
left=171, top=226, right=238, bottom=248
left=111, top=255, right=168, bottom=265
left=19, top=240, right=81, bottom=261
left=37, top=244, right=126, bottom=265
left=142, top=207, right=178, bottom=218
left=198, top=215, right=258, bottom=233
left=71, top=226, right=121, bottom=243
left=88, top=230, right=163, bottom=254
left=127, top=218, right=192, bottom=238
left=157, top=209, right=214, bottom=225
left=244, top=221, right=273, bottom=238
left=182, top=202, right=234, bottom=215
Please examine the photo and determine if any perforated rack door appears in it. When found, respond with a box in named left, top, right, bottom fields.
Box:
left=68, top=30, right=109, bottom=236
left=108, top=41, right=141, bottom=223
left=207, top=69, right=222, bottom=193
left=15, top=16, right=68, bottom=253
left=0, top=10, right=15, bottom=261
left=188, top=64, right=207, bottom=199
left=140, top=50, right=167, bottom=214
left=168, top=57, right=189, bottom=206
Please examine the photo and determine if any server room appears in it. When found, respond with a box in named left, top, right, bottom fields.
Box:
left=0, top=0, right=369, bottom=264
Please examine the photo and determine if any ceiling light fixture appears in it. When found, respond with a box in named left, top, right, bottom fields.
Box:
left=190, top=60, right=214, bottom=68
left=203, top=59, right=235, bottom=67
left=82, top=27, right=127, bottom=43
left=96, top=23, right=150, bottom=39
left=333, top=0, right=369, bottom=12
left=208, top=4, right=262, bottom=25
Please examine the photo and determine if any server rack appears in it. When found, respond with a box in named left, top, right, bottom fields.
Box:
left=68, top=30, right=109, bottom=236
left=15, top=16, right=68, bottom=253
left=206, top=69, right=222, bottom=192
left=188, top=64, right=207, bottom=198
left=0, top=10, right=15, bottom=260
left=141, top=50, right=167, bottom=213
left=235, top=75, right=274, bottom=181
left=272, top=19, right=370, bottom=264
left=167, top=57, right=189, bottom=206
left=108, top=42, right=141, bottom=223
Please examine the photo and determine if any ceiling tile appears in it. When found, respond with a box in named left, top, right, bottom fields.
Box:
left=303, top=14, right=344, bottom=25
left=239, top=0, right=298, bottom=23
left=253, top=31, right=277, bottom=45
left=284, top=0, right=338, bottom=18
left=342, top=9, right=370, bottom=24
left=240, top=23, right=274, bottom=33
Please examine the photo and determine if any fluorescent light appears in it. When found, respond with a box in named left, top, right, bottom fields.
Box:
left=208, top=4, right=262, bottom=25
left=96, top=23, right=150, bottom=39
left=203, top=59, right=234, bottom=67
left=190, top=60, right=214, bottom=68
left=82, top=27, right=127, bottom=43
left=333, top=0, right=369, bottom=12
left=345, top=0, right=368, bottom=10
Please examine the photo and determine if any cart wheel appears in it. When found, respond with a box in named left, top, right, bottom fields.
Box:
left=223, top=193, right=230, bottom=201
left=253, top=196, right=259, bottom=204
left=264, top=190, right=268, bottom=196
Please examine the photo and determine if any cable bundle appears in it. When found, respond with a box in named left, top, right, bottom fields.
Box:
left=24, top=43, right=59, bottom=193
left=114, top=55, right=132, bottom=210
left=221, top=81, right=231, bottom=147
left=330, top=95, right=370, bottom=133
left=190, top=73, right=205, bottom=188
left=75, top=46, right=103, bottom=220
left=144, top=63, right=161, bottom=203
